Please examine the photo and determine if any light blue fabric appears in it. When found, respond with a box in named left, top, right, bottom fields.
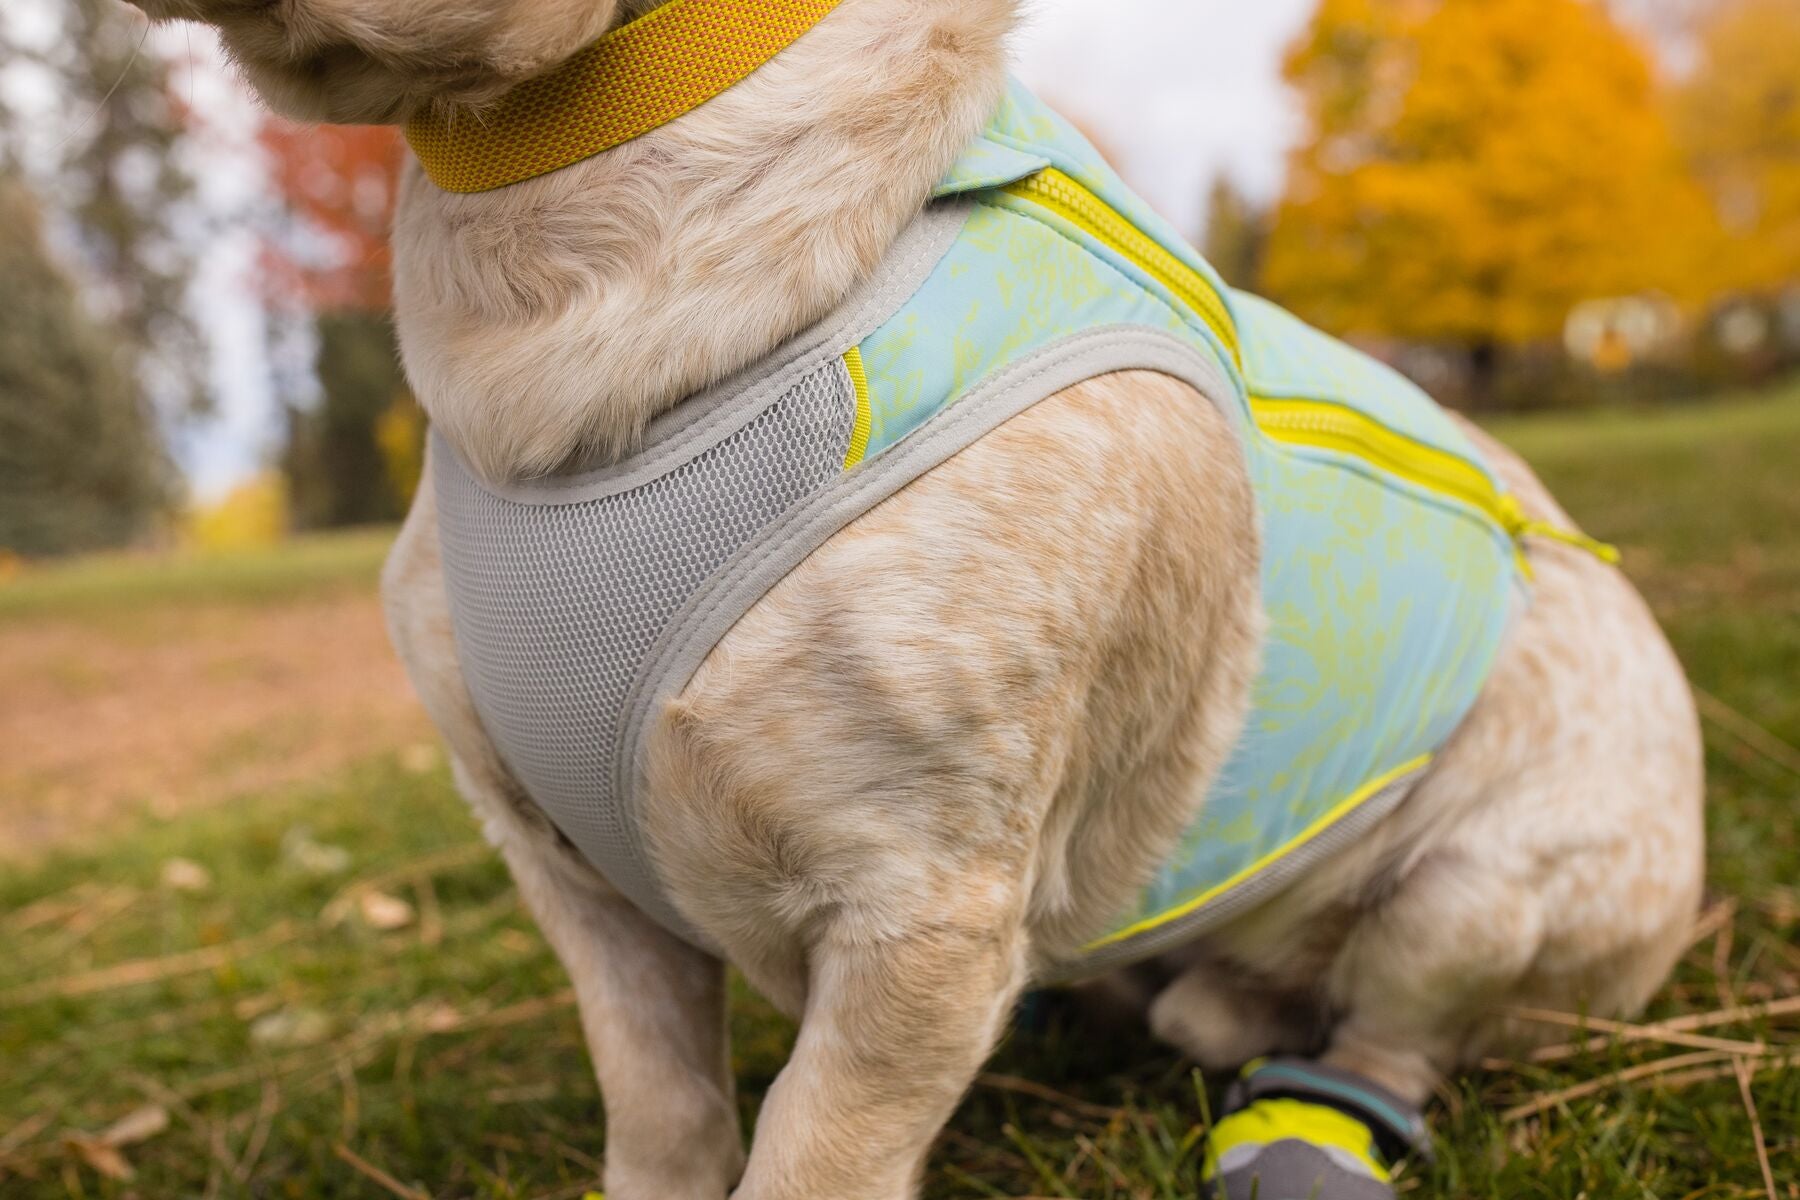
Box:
left=852, top=80, right=1524, bottom=954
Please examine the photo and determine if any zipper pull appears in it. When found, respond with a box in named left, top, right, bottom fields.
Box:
left=1497, top=494, right=1622, bottom=576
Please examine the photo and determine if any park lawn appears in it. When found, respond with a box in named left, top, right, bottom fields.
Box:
left=2, top=380, right=1797, bottom=1198
left=0, top=527, right=395, bottom=627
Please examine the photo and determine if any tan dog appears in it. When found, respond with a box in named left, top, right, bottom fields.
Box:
left=126, top=2, right=1705, bottom=1197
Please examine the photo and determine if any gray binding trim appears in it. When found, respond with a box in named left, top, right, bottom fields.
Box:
left=450, top=199, right=973, bottom=506
left=1053, top=765, right=1430, bottom=980
left=620, top=326, right=1241, bottom=946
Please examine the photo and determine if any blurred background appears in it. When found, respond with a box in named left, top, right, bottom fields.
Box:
left=1, top=0, right=1795, bottom=557
left=1, top=2, right=1796, bottom=1197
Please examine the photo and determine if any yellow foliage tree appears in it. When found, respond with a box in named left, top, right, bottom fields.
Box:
left=1263, top=0, right=1716, bottom=374
left=187, top=472, right=290, bottom=552
left=376, top=393, right=428, bottom=510
left=1677, top=0, right=1800, bottom=295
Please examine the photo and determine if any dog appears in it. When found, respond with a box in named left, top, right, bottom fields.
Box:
left=123, top=2, right=1706, bottom=1197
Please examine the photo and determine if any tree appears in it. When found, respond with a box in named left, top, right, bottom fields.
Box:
left=0, top=178, right=170, bottom=556
left=1201, top=176, right=1270, bottom=291
left=1677, top=0, right=1800, bottom=296
left=280, top=313, right=413, bottom=529
left=258, top=120, right=422, bottom=528
left=257, top=122, right=404, bottom=314
left=1262, top=0, right=1716, bottom=397
left=1, top=0, right=207, bottom=414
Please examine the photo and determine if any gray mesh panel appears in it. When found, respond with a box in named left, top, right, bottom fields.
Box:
left=434, top=362, right=857, bottom=931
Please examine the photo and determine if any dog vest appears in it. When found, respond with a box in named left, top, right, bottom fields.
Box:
left=433, top=80, right=1591, bottom=975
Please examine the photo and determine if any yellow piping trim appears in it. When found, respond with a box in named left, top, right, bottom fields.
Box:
left=842, top=346, right=872, bottom=469
left=406, top=0, right=845, bottom=193
left=1002, top=168, right=1242, bottom=367
left=1085, top=754, right=1434, bottom=951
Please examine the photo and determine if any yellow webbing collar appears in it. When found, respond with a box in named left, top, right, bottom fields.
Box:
left=406, top=0, right=845, bottom=194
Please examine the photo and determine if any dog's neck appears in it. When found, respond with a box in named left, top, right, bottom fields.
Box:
left=392, top=0, right=1016, bottom=483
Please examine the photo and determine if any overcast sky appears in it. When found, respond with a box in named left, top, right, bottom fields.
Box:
left=34, top=1, right=1317, bottom=498
left=1015, top=0, right=1313, bottom=223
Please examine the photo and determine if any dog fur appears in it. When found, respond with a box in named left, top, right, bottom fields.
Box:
left=129, top=1, right=1707, bottom=1196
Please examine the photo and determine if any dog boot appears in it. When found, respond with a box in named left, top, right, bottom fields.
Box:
left=1201, top=1058, right=1431, bottom=1200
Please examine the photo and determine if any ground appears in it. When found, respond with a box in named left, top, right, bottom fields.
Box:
left=2, top=381, right=1797, bottom=1199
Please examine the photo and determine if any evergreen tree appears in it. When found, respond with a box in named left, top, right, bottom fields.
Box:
left=0, top=178, right=170, bottom=556
left=280, top=312, right=413, bottom=529
left=1, top=0, right=206, bottom=414
left=65, top=0, right=207, bottom=412
left=1201, top=176, right=1269, bottom=291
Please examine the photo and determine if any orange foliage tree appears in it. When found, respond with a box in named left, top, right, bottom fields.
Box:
left=258, top=121, right=423, bottom=527
left=1677, top=0, right=1800, bottom=296
left=1262, top=0, right=1716, bottom=377
left=257, top=122, right=405, bottom=312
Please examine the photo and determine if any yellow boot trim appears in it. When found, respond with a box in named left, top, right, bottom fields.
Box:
left=407, top=0, right=845, bottom=194
left=1202, top=1098, right=1391, bottom=1184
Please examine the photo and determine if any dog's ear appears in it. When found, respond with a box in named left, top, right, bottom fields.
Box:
left=125, top=0, right=626, bottom=124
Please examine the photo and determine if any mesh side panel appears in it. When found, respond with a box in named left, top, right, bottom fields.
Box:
left=434, top=363, right=856, bottom=910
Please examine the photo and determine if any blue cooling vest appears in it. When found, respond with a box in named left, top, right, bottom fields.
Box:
left=432, top=80, right=1529, bottom=974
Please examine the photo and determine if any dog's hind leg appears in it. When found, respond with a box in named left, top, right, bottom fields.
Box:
left=1148, top=960, right=1320, bottom=1073
left=730, top=892, right=1030, bottom=1200
left=1169, top=426, right=1704, bottom=1199
left=383, top=472, right=745, bottom=1200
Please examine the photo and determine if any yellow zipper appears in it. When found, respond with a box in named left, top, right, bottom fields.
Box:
left=1250, top=397, right=1509, bottom=525
left=1251, top=397, right=1621, bottom=569
left=1003, top=168, right=1241, bottom=365
left=1001, top=167, right=1489, bottom=522
left=1001, top=168, right=1618, bottom=571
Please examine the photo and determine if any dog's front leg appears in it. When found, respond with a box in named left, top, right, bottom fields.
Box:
left=732, top=902, right=1027, bottom=1200
left=384, top=476, right=743, bottom=1199
left=495, top=824, right=745, bottom=1200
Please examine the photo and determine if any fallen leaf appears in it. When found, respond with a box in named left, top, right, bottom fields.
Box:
left=416, top=1002, right=464, bottom=1033
left=359, top=890, right=415, bottom=931
left=281, top=826, right=352, bottom=877
left=250, top=1007, right=334, bottom=1048
left=101, top=1105, right=169, bottom=1147
left=160, top=858, right=212, bottom=893
left=66, top=1135, right=134, bottom=1181
left=497, top=929, right=538, bottom=955
left=399, top=744, right=439, bottom=775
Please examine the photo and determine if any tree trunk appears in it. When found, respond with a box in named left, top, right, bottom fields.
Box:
left=1466, top=341, right=1501, bottom=411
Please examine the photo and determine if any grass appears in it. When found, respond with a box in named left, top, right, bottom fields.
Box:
left=3, top=380, right=1798, bottom=1198
left=0, top=526, right=395, bottom=626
